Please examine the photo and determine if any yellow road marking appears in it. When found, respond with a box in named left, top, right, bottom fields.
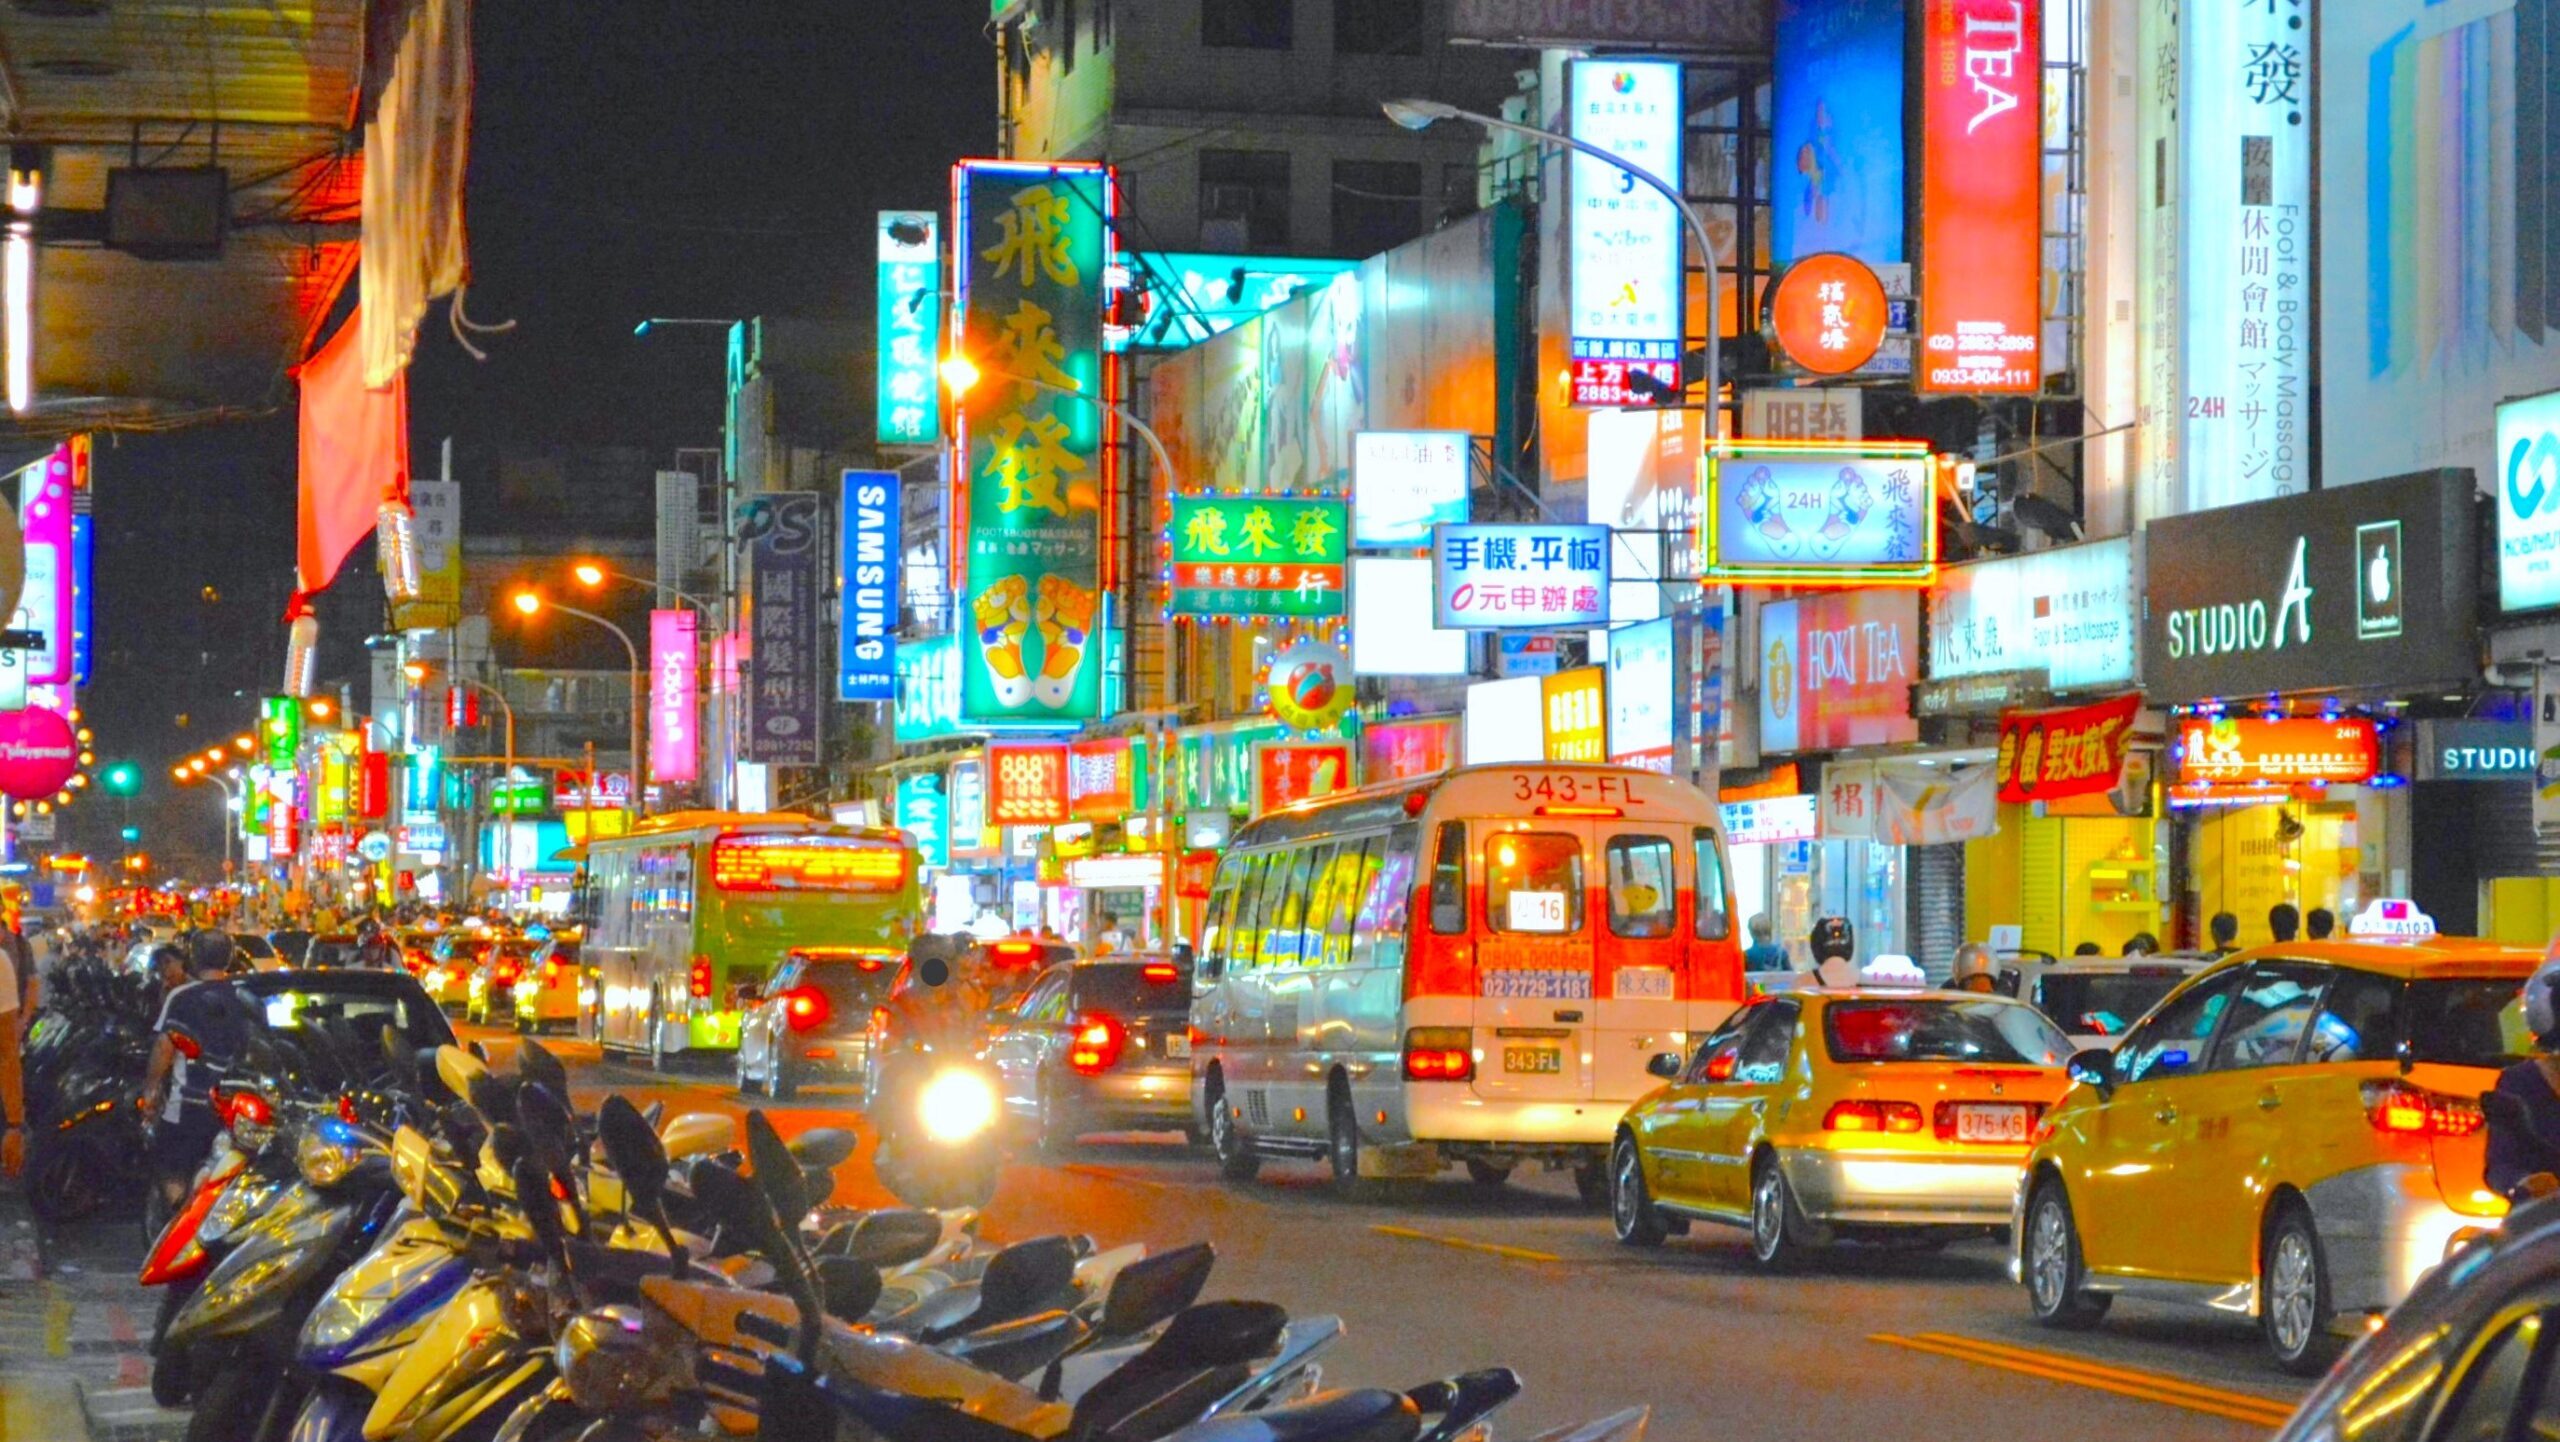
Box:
left=42, top=1287, right=68, bottom=1359
left=1370, top=1224, right=1560, bottom=1265
left=1871, top=1332, right=2296, bottom=1429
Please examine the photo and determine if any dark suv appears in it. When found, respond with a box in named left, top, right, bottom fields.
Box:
left=987, top=955, right=1195, bottom=1153
left=735, top=949, right=900, bottom=1099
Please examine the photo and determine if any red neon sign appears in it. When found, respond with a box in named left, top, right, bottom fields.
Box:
left=1918, top=0, right=2042, bottom=394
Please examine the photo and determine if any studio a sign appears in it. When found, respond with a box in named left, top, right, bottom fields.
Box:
left=2142, top=469, right=2476, bottom=703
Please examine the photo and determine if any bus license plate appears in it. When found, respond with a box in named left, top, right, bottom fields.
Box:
left=1954, top=1105, right=2029, bottom=1143
left=1504, top=1046, right=1561, bottom=1075
left=1163, top=1033, right=1191, bottom=1060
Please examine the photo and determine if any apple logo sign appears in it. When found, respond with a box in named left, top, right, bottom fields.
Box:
left=2355, top=520, right=2404, bottom=641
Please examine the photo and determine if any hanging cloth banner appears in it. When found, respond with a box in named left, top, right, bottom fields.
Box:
left=295, top=303, right=410, bottom=600
left=1995, top=693, right=2143, bottom=804
left=1876, top=762, right=2000, bottom=845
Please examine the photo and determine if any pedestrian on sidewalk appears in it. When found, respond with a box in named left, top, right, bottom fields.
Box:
left=0, top=927, right=22, bottom=1177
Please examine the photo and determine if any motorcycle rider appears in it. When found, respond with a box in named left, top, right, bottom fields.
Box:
left=1809, top=917, right=1859, bottom=989
left=2488, top=953, right=2560, bottom=1200
left=353, top=917, right=399, bottom=969
left=137, top=931, right=252, bottom=1209
left=1946, top=943, right=2005, bottom=995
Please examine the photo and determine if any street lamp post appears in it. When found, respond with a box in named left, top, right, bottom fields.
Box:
left=1380, top=96, right=1723, bottom=422
left=510, top=593, right=647, bottom=824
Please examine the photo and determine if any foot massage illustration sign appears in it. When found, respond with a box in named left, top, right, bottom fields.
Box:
left=954, top=160, right=1114, bottom=723
left=1700, top=438, right=1938, bottom=586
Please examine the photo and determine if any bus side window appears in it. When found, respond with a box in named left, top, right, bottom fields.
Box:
left=1428, top=823, right=1467, bottom=934
left=1199, top=875, right=1239, bottom=984
left=1605, top=836, right=1677, bottom=938
left=1358, top=827, right=1420, bottom=969
left=1691, top=828, right=1733, bottom=940
left=1268, top=846, right=1321, bottom=969
left=1232, top=853, right=1274, bottom=972
left=1324, top=837, right=1377, bottom=967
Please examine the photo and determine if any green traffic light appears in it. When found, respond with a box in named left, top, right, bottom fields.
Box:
left=119, top=825, right=140, bottom=844
left=101, top=762, right=141, bottom=797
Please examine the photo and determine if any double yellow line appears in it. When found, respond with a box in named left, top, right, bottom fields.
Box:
left=1871, top=1332, right=2298, bottom=1429
left=1371, top=1224, right=1562, bottom=1265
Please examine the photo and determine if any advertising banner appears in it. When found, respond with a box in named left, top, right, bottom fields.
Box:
left=69, top=507, right=90, bottom=686
left=1725, top=794, right=1819, bottom=846
left=1352, top=431, right=1471, bottom=546
left=1757, top=590, right=1920, bottom=754
left=2142, top=469, right=2476, bottom=702
left=2412, top=720, right=2536, bottom=782
left=649, top=609, right=699, bottom=785
left=948, top=758, right=992, bottom=856
left=1917, top=0, right=2042, bottom=393
left=1995, top=694, right=2142, bottom=804
left=838, top=469, right=899, bottom=701
left=15, top=443, right=70, bottom=685
left=1566, top=58, right=1684, bottom=408
left=955, top=160, right=1112, bottom=723
left=2174, top=717, right=2380, bottom=788
left=741, top=490, right=824, bottom=766
left=896, top=772, right=950, bottom=869
left=1363, top=717, right=1459, bottom=783
left=263, top=694, right=302, bottom=767
left=1066, top=737, right=1135, bottom=821
left=395, top=477, right=462, bottom=632
left=1769, top=254, right=1891, bottom=375
left=1741, top=388, right=1864, bottom=444
left=1702, top=442, right=1935, bottom=584
left=1169, top=496, right=1347, bottom=617
left=1772, top=0, right=1907, bottom=266
left=1350, top=557, right=1469, bottom=677
left=2498, top=389, right=2560, bottom=613
left=1433, top=523, right=1610, bottom=629
left=1929, top=538, right=2136, bottom=693
left=893, top=634, right=964, bottom=745
left=1541, top=667, right=1607, bottom=762
left=1465, top=676, right=1547, bottom=764
left=875, top=211, right=942, bottom=448
left=1820, top=759, right=1878, bottom=839
left=1607, top=616, right=1676, bottom=772
left=987, top=742, right=1070, bottom=826
left=1252, top=741, right=1354, bottom=816
left=1123, top=252, right=1356, bottom=350
left=1876, top=763, right=1999, bottom=845
left=1675, top=600, right=1727, bottom=791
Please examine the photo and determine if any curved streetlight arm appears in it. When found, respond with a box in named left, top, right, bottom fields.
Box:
left=1383, top=98, right=1722, bottom=421
left=594, top=567, right=717, bottom=616
left=967, top=369, right=1182, bottom=490
left=535, top=600, right=649, bottom=817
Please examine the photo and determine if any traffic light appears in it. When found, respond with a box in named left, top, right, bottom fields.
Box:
left=119, top=825, right=140, bottom=844
left=100, top=761, right=140, bottom=796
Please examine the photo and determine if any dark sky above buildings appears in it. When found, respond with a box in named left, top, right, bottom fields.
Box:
left=84, top=4, right=992, bottom=861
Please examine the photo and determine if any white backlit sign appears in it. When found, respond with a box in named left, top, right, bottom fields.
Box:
left=1351, top=557, right=1470, bottom=677
left=2498, top=388, right=2560, bottom=613
left=1353, top=431, right=1471, bottom=546
left=1927, top=538, right=2137, bottom=692
left=1566, top=58, right=1684, bottom=408
left=1464, top=676, right=1546, bottom=764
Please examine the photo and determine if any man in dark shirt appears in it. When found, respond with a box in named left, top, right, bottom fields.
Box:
left=2206, top=911, right=2240, bottom=959
left=138, top=933, right=255, bottom=1206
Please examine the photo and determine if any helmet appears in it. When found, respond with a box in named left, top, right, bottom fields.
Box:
left=2530, top=944, right=2560, bottom=1048
left=1810, top=916, right=1854, bottom=964
left=356, top=918, right=384, bottom=941
left=1950, top=944, right=2000, bottom=991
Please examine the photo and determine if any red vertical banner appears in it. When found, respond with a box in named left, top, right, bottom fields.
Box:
left=1918, top=0, right=2042, bottom=393
left=358, top=748, right=391, bottom=820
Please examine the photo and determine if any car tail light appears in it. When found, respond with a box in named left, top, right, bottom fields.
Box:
left=1141, top=961, right=1180, bottom=983
left=1068, top=1012, right=1127, bottom=1075
left=2362, top=1080, right=2486, bottom=1137
left=170, top=1031, right=202, bottom=1061
left=783, top=986, right=831, bottom=1033
left=869, top=1005, right=890, bottom=1036
left=1824, top=1099, right=1924, bottom=1133
left=688, top=956, right=713, bottom=1000
left=1402, top=1027, right=1473, bottom=1082
left=988, top=940, right=1041, bottom=965
left=494, top=958, right=521, bottom=986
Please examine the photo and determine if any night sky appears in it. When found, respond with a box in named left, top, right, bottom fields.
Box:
left=77, top=3, right=993, bottom=868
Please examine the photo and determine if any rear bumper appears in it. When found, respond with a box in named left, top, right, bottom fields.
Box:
left=784, top=1035, right=873, bottom=1076
left=2305, top=1162, right=2499, bottom=1315
left=1406, top=1090, right=1621, bottom=1149
left=1069, top=1067, right=1195, bottom=1127
left=1781, top=1146, right=2024, bottom=1226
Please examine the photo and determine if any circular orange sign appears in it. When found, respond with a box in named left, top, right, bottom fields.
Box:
left=1768, top=252, right=1889, bottom=376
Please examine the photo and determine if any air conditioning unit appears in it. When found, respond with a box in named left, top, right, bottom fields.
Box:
left=105, top=166, right=228, bottom=259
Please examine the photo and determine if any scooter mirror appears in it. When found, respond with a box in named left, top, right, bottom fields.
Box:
left=744, top=1110, right=812, bottom=1230
left=435, top=1045, right=488, bottom=1101
left=691, top=1161, right=775, bottom=1242
left=785, top=1127, right=858, bottom=1170
left=816, top=1255, right=883, bottom=1323
left=1097, top=1241, right=1216, bottom=1341
left=596, top=1096, right=672, bottom=1217
left=467, top=1072, right=521, bottom=1129
left=517, top=1039, right=571, bottom=1100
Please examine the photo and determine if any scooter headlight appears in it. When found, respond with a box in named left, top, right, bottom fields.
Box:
left=297, top=1128, right=367, bottom=1189
left=200, top=1173, right=285, bottom=1245
left=556, top=1305, right=689, bottom=1415
left=916, top=1067, right=1000, bottom=1146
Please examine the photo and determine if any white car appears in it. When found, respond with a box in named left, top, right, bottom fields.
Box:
left=2014, top=952, right=2211, bottom=1048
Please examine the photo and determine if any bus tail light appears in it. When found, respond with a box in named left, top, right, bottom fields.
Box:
left=782, top=986, right=830, bottom=1033
left=1824, top=1100, right=1924, bottom=1134
left=2361, top=1080, right=2485, bottom=1137
left=1068, top=1012, right=1126, bottom=1074
left=688, top=956, right=712, bottom=1000
left=1402, top=1027, right=1473, bottom=1082
left=1533, top=805, right=1623, bottom=818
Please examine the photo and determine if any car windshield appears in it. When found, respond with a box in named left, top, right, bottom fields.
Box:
left=1071, top=963, right=1193, bottom=1018
left=2403, top=978, right=2534, bottom=1069
left=233, top=975, right=457, bottom=1052
left=1824, top=998, right=2073, bottom=1066
left=2035, top=971, right=2192, bottom=1037
left=306, top=936, right=360, bottom=967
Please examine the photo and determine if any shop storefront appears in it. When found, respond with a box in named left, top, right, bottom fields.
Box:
left=2141, top=470, right=2480, bottom=947
left=2407, top=715, right=2560, bottom=941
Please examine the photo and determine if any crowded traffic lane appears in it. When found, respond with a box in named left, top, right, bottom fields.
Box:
left=470, top=1026, right=2305, bottom=1441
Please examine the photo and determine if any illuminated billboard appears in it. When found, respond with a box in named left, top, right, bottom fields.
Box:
left=1566, top=57, right=1684, bottom=409
left=875, top=211, right=941, bottom=448
left=1917, top=0, right=2042, bottom=393
left=1700, top=439, right=1936, bottom=585
left=1772, top=0, right=1906, bottom=267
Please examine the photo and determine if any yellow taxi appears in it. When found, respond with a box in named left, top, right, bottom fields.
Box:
left=2014, top=901, right=2530, bottom=1373
left=1611, top=988, right=2074, bottom=1268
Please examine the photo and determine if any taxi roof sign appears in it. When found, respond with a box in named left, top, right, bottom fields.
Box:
left=2348, top=899, right=2437, bottom=939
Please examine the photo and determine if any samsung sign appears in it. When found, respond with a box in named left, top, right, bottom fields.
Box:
left=2142, top=469, right=2477, bottom=703
left=2497, top=388, right=2560, bottom=613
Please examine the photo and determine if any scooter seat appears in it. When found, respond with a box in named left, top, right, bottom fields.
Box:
left=1167, top=1389, right=1422, bottom=1442
left=938, top=1309, right=1084, bottom=1381
left=825, top=1208, right=943, bottom=1268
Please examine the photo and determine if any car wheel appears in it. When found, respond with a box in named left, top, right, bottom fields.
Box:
left=1749, top=1156, right=1813, bottom=1271
left=1326, top=1095, right=1372, bottom=1200
left=771, top=1049, right=800, bottom=1102
left=1609, top=1134, right=1667, bottom=1248
left=2024, top=1180, right=2111, bottom=1329
left=1465, top=1159, right=1513, bottom=1188
left=1209, top=1080, right=1259, bottom=1182
left=1037, top=1078, right=1084, bottom=1157
left=735, top=1049, right=761, bottom=1098
left=2262, top=1204, right=2337, bottom=1375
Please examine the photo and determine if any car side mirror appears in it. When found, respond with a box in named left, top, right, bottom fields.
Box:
left=1646, top=1052, right=1683, bottom=1080
left=2066, top=1048, right=2115, bottom=1097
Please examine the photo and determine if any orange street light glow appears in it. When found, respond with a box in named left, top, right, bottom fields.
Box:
left=310, top=699, right=334, bottom=720
left=939, top=356, right=981, bottom=396
left=401, top=663, right=426, bottom=683
left=511, top=591, right=543, bottom=617
left=573, top=563, right=606, bottom=587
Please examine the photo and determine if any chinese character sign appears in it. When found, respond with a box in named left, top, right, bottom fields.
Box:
left=2175, top=0, right=2311, bottom=511
left=1703, top=444, right=1936, bottom=583
left=1542, top=667, right=1607, bottom=762
left=1066, top=737, right=1135, bottom=821
left=1252, top=741, right=1353, bottom=816
left=1926, top=539, right=2136, bottom=692
left=1918, top=0, right=2042, bottom=393
left=2175, top=717, right=2379, bottom=789
left=987, top=742, right=1070, bottom=825
left=1352, top=431, right=1471, bottom=546
left=956, top=161, right=1112, bottom=724
left=1567, top=58, right=1685, bottom=408
left=741, top=491, right=824, bottom=767
left=1758, top=590, right=1921, bottom=754
left=1433, top=523, right=1611, bottom=630
left=896, top=772, right=950, bottom=869
left=1168, top=496, right=1347, bottom=617
left=838, top=470, right=899, bottom=701
left=650, top=609, right=699, bottom=785
left=1995, top=694, right=2141, bottom=803
left=876, top=211, right=942, bottom=448
left=1769, top=254, right=1891, bottom=375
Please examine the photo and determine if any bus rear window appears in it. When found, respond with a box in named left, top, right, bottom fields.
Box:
left=1488, top=832, right=1583, bottom=934
left=711, top=836, right=908, bottom=893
